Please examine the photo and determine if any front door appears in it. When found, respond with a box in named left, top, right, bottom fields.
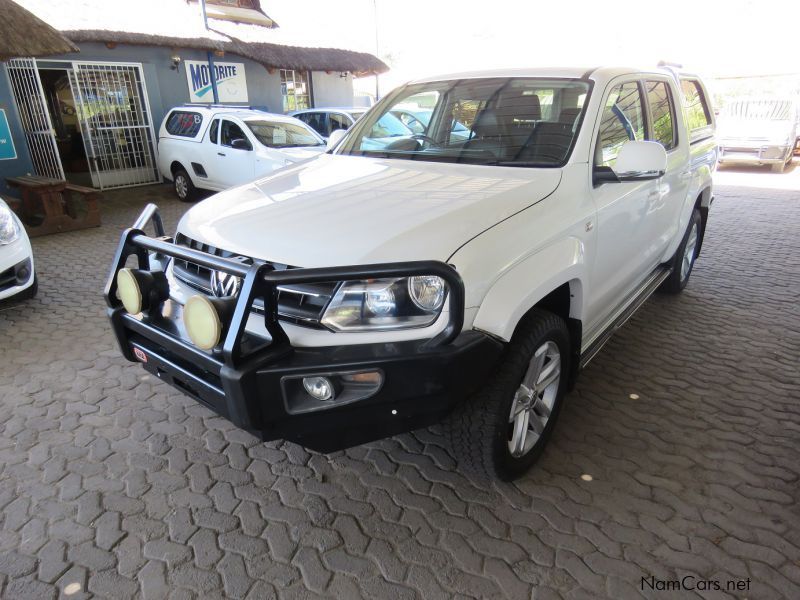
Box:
left=586, top=79, right=660, bottom=333
left=68, top=62, right=159, bottom=189
left=217, top=119, right=255, bottom=188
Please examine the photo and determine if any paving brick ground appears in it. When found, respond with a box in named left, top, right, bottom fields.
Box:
left=0, top=171, right=798, bottom=599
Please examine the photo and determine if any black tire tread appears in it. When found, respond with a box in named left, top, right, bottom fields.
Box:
left=443, top=308, right=568, bottom=480
left=659, top=209, right=702, bottom=295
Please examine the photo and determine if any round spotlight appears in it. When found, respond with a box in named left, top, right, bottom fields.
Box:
left=117, top=268, right=143, bottom=314
left=184, top=295, right=222, bottom=350
left=302, top=376, right=334, bottom=401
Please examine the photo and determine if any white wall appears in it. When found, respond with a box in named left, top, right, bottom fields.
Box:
left=312, top=72, right=355, bottom=107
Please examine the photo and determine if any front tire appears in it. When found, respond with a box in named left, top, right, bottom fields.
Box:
left=659, top=209, right=702, bottom=294
left=173, top=169, right=196, bottom=202
left=444, top=309, right=570, bottom=481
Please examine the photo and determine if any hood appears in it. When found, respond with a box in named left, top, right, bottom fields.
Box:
left=178, top=154, right=561, bottom=267
left=276, top=146, right=327, bottom=162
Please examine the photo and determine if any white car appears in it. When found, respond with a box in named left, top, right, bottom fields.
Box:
left=157, top=107, right=327, bottom=201
left=0, top=199, right=36, bottom=302
left=290, top=107, right=369, bottom=139
left=106, top=66, right=716, bottom=480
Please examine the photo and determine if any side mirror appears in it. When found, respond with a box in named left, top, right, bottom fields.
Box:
left=231, top=138, right=252, bottom=151
left=326, top=128, right=347, bottom=150
left=612, top=140, right=667, bottom=181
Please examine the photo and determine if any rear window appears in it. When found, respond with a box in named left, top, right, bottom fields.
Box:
left=165, top=111, right=203, bottom=137
left=680, top=79, right=713, bottom=141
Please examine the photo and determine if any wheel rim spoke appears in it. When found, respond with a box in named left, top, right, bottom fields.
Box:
left=507, top=340, right=562, bottom=458
left=536, top=356, right=560, bottom=392
left=522, top=346, right=547, bottom=388
left=510, top=408, right=531, bottom=457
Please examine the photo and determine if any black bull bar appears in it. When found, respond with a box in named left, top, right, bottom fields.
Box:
left=103, top=203, right=466, bottom=370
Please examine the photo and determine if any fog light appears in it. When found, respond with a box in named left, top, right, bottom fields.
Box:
left=303, top=376, right=334, bottom=401
left=184, top=295, right=222, bottom=350
left=117, top=268, right=143, bottom=314
left=116, top=268, right=169, bottom=315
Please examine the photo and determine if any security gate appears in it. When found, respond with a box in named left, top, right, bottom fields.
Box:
left=5, top=58, right=65, bottom=180
left=68, top=62, right=159, bottom=189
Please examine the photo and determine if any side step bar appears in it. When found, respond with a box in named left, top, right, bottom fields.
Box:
left=579, top=266, right=672, bottom=369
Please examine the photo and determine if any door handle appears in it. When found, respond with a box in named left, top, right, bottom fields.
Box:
left=217, top=152, right=226, bottom=157
left=679, top=170, right=692, bottom=181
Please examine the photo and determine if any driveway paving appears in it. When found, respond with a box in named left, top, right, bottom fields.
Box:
left=0, top=171, right=798, bottom=599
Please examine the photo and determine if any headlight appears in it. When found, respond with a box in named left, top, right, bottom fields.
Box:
left=321, top=276, right=447, bottom=332
left=0, top=203, right=21, bottom=245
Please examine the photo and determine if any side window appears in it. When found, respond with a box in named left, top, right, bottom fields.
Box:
left=646, top=80, right=676, bottom=150
left=596, top=81, right=645, bottom=167
left=329, top=113, right=351, bottom=133
left=165, top=111, right=203, bottom=137
left=208, top=119, right=219, bottom=144
left=221, top=120, right=251, bottom=150
left=299, top=112, right=327, bottom=137
left=680, top=79, right=713, bottom=141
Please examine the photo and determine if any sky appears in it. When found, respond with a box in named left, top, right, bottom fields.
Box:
left=266, top=0, right=798, bottom=94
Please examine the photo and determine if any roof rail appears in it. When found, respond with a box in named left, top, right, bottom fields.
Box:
left=182, top=103, right=256, bottom=109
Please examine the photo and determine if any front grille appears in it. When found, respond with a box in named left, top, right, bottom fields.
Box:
left=172, top=233, right=337, bottom=328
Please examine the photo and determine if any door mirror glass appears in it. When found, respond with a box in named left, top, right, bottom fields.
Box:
left=231, top=138, right=252, bottom=151
left=611, top=140, right=667, bottom=181
left=326, top=128, right=347, bottom=150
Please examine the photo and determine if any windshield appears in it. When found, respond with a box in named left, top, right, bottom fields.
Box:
left=245, top=120, right=324, bottom=148
left=722, top=99, right=795, bottom=121
left=338, top=77, right=590, bottom=167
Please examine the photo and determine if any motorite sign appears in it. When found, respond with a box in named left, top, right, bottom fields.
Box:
left=185, top=60, right=248, bottom=103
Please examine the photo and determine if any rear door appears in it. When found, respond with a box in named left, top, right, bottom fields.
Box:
left=642, top=78, right=690, bottom=262
left=216, top=118, right=256, bottom=188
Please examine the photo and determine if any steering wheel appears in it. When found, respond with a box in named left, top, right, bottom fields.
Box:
left=410, top=133, right=440, bottom=147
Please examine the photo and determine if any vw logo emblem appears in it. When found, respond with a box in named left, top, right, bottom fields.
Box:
left=210, top=270, right=241, bottom=298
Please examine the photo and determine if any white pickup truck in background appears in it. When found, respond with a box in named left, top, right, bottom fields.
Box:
left=157, top=106, right=327, bottom=200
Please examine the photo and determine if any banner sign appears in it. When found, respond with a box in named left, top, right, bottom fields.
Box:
left=0, top=109, right=18, bottom=160
left=185, top=61, right=248, bottom=103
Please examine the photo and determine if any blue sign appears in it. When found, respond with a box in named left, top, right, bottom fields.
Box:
left=0, top=109, right=17, bottom=161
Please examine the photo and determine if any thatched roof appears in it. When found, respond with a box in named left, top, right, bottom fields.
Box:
left=222, top=39, right=387, bottom=76
left=0, top=0, right=78, bottom=61
left=14, top=0, right=387, bottom=76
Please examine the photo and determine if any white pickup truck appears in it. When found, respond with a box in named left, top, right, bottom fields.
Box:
left=107, top=66, right=716, bottom=480
left=156, top=106, right=326, bottom=201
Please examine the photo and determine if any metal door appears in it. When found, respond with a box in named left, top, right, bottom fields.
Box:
left=5, top=58, right=65, bottom=180
left=68, top=62, right=159, bottom=189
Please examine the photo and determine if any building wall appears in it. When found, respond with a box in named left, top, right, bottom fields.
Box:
left=0, top=67, right=35, bottom=197
left=0, top=41, right=354, bottom=195
left=312, top=72, right=355, bottom=107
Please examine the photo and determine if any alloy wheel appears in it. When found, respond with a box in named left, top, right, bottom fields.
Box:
left=175, top=175, right=188, bottom=199
left=508, top=341, right=561, bottom=457
left=681, top=222, right=698, bottom=281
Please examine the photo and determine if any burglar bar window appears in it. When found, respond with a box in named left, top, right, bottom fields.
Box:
left=280, top=70, right=311, bottom=113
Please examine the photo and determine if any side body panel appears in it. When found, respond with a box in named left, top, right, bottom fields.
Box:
left=455, top=163, right=595, bottom=341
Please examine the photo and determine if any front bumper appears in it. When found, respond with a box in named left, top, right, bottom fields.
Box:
left=0, top=231, right=35, bottom=301
left=105, top=204, right=503, bottom=451
left=718, top=144, right=792, bottom=166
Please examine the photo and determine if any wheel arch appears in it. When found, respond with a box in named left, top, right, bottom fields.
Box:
left=471, top=237, right=586, bottom=388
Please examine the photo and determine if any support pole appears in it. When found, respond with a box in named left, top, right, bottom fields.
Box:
left=199, top=0, right=220, bottom=103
